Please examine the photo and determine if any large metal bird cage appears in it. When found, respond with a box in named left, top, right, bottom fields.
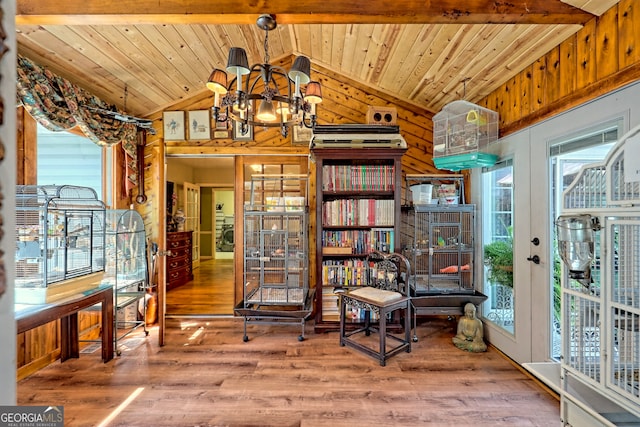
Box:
left=401, top=175, right=486, bottom=317
left=236, top=174, right=312, bottom=342
left=15, top=185, right=106, bottom=304
left=558, top=124, right=640, bottom=426
left=103, top=209, right=149, bottom=352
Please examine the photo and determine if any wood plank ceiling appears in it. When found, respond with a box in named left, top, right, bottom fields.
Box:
left=15, top=0, right=619, bottom=119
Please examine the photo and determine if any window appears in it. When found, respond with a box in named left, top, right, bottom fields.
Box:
left=482, top=160, right=515, bottom=333
left=37, top=124, right=104, bottom=200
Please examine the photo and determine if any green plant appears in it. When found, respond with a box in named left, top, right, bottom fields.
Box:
left=484, top=227, right=513, bottom=288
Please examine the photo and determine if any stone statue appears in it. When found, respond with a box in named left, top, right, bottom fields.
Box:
left=452, top=303, right=487, bottom=352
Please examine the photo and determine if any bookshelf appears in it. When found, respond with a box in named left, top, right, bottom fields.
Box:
left=311, top=146, right=406, bottom=332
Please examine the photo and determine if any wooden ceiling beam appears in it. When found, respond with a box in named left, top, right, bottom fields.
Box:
left=16, top=0, right=595, bottom=26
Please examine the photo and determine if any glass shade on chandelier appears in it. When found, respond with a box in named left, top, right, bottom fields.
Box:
left=206, top=14, right=322, bottom=137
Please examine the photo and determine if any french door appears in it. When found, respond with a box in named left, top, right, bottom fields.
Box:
left=184, top=181, right=200, bottom=269
left=476, top=130, right=536, bottom=363
left=475, top=113, right=625, bottom=365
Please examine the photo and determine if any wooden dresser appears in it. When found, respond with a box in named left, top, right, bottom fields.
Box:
left=166, top=231, right=194, bottom=290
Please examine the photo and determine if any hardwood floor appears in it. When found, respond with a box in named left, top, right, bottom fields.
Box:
left=166, top=258, right=235, bottom=316
left=17, top=315, right=560, bottom=426
left=17, top=258, right=560, bottom=426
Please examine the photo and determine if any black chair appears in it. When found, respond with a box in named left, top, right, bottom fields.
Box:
left=339, top=250, right=412, bottom=366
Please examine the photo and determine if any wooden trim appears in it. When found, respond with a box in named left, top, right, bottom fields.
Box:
left=16, top=0, right=595, bottom=25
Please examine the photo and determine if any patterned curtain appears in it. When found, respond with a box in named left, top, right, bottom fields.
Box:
left=16, top=54, right=138, bottom=184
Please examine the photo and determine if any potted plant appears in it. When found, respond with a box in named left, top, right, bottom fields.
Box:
left=483, top=227, right=513, bottom=288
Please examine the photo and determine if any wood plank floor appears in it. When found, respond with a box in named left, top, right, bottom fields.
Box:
left=18, top=316, right=560, bottom=426
left=166, top=258, right=235, bottom=316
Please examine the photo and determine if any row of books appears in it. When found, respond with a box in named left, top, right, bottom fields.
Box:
left=322, top=259, right=368, bottom=287
left=322, top=199, right=394, bottom=226
left=322, top=228, right=394, bottom=254
left=322, top=164, right=395, bottom=192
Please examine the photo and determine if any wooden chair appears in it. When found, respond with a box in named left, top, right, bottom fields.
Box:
left=339, top=250, right=412, bottom=366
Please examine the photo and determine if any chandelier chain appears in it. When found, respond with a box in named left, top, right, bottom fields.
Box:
left=263, top=29, right=270, bottom=64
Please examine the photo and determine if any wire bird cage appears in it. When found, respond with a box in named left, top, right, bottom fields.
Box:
left=15, top=185, right=106, bottom=304
left=558, top=124, right=640, bottom=424
left=432, top=100, right=498, bottom=171
left=236, top=174, right=313, bottom=342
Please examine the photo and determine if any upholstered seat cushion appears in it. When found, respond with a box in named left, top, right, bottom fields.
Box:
left=348, top=286, right=403, bottom=305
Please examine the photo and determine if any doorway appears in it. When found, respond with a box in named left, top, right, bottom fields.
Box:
left=165, top=156, right=236, bottom=316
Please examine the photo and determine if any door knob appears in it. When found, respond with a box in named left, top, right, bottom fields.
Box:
left=531, top=237, right=540, bottom=246
left=527, top=255, right=540, bottom=264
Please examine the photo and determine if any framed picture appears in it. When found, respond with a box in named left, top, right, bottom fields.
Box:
left=215, top=115, right=228, bottom=130
left=163, top=111, right=185, bottom=141
left=232, top=119, right=254, bottom=141
left=187, top=110, right=211, bottom=140
left=292, top=125, right=313, bottom=145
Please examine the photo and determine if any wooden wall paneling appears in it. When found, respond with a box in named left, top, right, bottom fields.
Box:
left=17, top=322, right=60, bottom=381
left=576, top=19, right=597, bottom=89
left=16, top=107, right=26, bottom=185
left=468, top=25, right=578, bottom=109
left=559, top=34, right=578, bottom=98
left=596, top=5, right=620, bottom=80
left=531, top=56, right=548, bottom=114
left=505, top=74, right=521, bottom=125
left=491, top=84, right=509, bottom=127
left=16, top=107, right=37, bottom=185
left=618, top=0, right=640, bottom=69
left=520, top=65, right=533, bottom=119
left=545, top=47, right=561, bottom=105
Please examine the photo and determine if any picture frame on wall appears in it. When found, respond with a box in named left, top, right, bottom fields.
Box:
left=292, top=124, right=313, bottom=145
left=215, top=114, right=228, bottom=130
left=187, top=110, right=211, bottom=140
left=232, top=119, right=254, bottom=141
left=163, top=111, right=185, bottom=141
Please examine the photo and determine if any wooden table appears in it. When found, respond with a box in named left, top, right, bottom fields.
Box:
left=16, top=285, right=114, bottom=363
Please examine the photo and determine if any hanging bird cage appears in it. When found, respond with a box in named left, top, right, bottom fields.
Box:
left=432, top=100, right=499, bottom=171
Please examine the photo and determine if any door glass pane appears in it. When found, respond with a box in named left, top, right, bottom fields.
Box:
left=482, top=161, right=514, bottom=333
left=549, top=123, right=618, bottom=360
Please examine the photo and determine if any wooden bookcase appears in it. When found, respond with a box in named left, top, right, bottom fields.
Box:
left=311, top=146, right=406, bottom=332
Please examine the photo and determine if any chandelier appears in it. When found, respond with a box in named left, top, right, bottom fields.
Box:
left=206, top=14, right=323, bottom=137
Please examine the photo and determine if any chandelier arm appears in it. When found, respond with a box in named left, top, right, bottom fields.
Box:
left=267, top=66, right=293, bottom=96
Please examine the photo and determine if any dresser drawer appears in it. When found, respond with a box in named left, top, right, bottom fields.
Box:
left=166, top=231, right=193, bottom=289
left=167, top=264, right=193, bottom=289
left=168, top=246, right=191, bottom=261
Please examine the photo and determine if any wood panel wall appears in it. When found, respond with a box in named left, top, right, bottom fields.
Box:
left=480, top=0, right=640, bottom=135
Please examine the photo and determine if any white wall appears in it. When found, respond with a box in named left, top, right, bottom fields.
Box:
left=0, top=0, right=17, bottom=404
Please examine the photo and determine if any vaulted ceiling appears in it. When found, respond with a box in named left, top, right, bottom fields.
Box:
left=15, top=0, right=619, bottom=120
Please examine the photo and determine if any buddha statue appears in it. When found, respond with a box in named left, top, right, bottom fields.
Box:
left=452, top=303, right=487, bottom=352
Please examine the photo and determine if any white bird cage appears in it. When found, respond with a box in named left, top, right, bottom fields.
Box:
left=558, top=124, right=640, bottom=425
left=432, top=100, right=499, bottom=171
